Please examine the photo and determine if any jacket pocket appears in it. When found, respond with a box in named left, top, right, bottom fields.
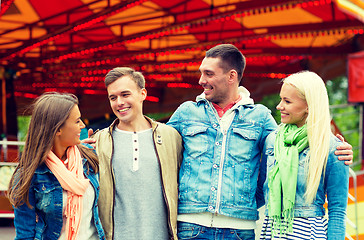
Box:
left=265, top=147, right=275, bottom=170
left=34, top=182, right=58, bottom=210
left=182, top=126, right=210, bottom=159
left=228, top=127, right=259, bottom=163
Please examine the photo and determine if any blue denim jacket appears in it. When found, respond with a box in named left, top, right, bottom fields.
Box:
left=263, top=131, right=349, bottom=239
left=167, top=96, right=277, bottom=221
left=13, top=149, right=105, bottom=240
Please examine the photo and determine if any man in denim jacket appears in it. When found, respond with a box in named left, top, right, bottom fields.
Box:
left=167, top=44, right=352, bottom=240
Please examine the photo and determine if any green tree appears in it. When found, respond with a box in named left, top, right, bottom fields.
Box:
left=16, top=115, right=31, bottom=152
left=326, top=76, right=360, bottom=170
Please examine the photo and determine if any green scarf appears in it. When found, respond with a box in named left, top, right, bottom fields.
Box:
left=268, top=124, right=308, bottom=235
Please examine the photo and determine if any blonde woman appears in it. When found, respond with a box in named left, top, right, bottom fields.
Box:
left=260, top=71, right=349, bottom=239
left=8, top=92, right=105, bottom=240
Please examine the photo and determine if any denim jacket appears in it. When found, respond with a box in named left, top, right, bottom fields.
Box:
left=167, top=92, right=277, bottom=221
left=263, top=131, right=349, bottom=239
left=13, top=147, right=106, bottom=240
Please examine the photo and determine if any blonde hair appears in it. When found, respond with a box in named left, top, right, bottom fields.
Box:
left=283, top=71, right=331, bottom=203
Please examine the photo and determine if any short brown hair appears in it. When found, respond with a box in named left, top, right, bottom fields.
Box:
left=104, top=67, right=145, bottom=89
left=206, top=44, right=246, bottom=83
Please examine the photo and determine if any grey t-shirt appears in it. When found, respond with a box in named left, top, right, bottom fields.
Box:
left=112, top=127, right=169, bottom=240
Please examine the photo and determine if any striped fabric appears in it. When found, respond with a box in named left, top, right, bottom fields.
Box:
left=260, top=216, right=328, bottom=239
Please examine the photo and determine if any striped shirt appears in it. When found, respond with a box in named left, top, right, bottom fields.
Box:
left=260, top=216, right=328, bottom=239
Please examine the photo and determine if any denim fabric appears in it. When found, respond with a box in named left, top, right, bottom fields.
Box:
left=13, top=147, right=105, bottom=240
left=167, top=98, right=277, bottom=221
left=263, top=132, right=349, bottom=239
left=177, top=222, right=255, bottom=240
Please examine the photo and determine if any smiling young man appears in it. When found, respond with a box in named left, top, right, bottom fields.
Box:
left=166, top=44, right=353, bottom=240
left=90, top=67, right=182, bottom=240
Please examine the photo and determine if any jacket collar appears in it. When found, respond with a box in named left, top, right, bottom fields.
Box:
left=35, top=162, right=52, bottom=174
left=196, top=86, right=254, bottom=108
left=108, top=116, right=158, bottom=134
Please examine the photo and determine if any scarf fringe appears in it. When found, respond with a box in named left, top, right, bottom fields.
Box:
left=270, top=208, right=294, bottom=238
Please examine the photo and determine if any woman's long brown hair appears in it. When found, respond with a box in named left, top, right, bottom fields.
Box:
left=7, top=92, right=98, bottom=208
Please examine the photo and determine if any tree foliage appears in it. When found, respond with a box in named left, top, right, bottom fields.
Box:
left=326, top=76, right=361, bottom=169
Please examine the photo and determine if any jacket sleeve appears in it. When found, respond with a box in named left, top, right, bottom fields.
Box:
left=13, top=184, right=37, bottom=240
left=166, top=104, right=183, bottom=133
left=256, top=111, right=277, bottom=208
left=325, top=146, right=349, bottom=240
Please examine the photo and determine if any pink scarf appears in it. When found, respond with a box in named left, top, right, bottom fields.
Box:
left=45, top=146, right=90, bottom=240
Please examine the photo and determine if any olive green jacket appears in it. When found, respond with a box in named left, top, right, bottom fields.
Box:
left=93, top=116, right=182, bottom=240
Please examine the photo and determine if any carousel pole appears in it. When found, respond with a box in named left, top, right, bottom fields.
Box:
left=0, top=67, right=7, bottom=161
